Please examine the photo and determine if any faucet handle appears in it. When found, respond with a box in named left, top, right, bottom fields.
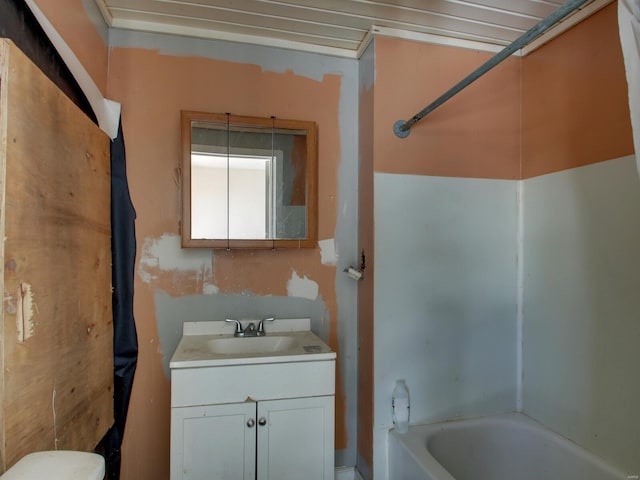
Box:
left=257, top=317, right=275, bottom=335
left=225, top=318, right=244, bottom=336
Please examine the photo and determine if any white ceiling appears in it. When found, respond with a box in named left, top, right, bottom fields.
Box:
left=94, top=0, right=612, bottom=58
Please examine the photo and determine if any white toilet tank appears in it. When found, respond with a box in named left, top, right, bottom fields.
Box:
left=0, top=451, right=105, bottom=480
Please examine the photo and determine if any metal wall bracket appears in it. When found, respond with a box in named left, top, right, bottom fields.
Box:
left=393, top=120, right=411, bottom=138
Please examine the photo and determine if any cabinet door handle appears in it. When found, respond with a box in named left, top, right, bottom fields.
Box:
left=258, top=417, right=267, bottom=426
left=247, top=419, right=255, bottom=428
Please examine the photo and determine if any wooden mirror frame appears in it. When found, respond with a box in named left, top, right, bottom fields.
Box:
left=181, top=111, right=318, bottom=249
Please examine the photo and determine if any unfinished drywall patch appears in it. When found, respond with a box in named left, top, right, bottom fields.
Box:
left=287, top=270, right=319, bottom=300
left=139, top=233, right=212, bottom=272
left=138, top=233, right=214, bottom=288
left=109, top=29, right=354, bottom=83
left=155, top=289, right=330, bottom=377
left=203, top=284, right=219, bottom=295
left=332, top=44, right=360, bottom=468
left=319, top=238, right=338, bottom=265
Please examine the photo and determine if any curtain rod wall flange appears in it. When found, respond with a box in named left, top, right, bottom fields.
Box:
left=393, top=0, right=592, bottom=139
left=393, top=120, right=411, bottom=138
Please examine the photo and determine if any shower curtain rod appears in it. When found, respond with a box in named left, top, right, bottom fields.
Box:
left=393, top=0, right=592, bottom=138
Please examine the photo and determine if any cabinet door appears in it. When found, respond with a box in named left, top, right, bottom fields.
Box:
left=257, top=396, right=334, bottom=480
left=171, top=402, right=256, bottom=480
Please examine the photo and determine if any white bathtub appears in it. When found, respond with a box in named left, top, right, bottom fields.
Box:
left=389, top=413, right=630, bottom=480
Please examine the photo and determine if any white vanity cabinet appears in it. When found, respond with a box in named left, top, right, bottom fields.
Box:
left=171, top=395, right=334, bottom=480
left=171, top=402, right=257, bottom=480
left=256, top=396, right=334, bottom=479
left=169, top=319, right=336, bottom=480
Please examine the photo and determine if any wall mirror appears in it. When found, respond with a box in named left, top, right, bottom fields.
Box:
left=181, top=111, right=317, bottom=248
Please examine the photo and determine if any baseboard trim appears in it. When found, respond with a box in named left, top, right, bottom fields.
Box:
left=336, top=466, right=364, bottom=480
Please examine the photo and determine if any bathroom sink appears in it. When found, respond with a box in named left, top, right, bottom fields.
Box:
left=207, top=335, right=296, bottom=355
left=170, top=318, right=336, bottom=368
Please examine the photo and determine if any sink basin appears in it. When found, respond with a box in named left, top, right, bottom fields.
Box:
left=207, top=335, right=296, bottom=355
left=170, top=319, right=336, bottom=368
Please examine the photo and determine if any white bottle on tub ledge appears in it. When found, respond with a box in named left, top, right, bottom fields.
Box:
left=392, top=379, right=410, bottom=434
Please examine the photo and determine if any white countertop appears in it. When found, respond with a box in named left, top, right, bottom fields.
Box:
left=170, top=318, right=336, bottom=368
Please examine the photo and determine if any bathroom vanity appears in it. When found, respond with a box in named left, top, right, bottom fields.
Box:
left=169, top=318, right=336, bottom=480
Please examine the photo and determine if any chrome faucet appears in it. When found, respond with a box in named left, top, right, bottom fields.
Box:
left=225, top=317, right=275, bottom=337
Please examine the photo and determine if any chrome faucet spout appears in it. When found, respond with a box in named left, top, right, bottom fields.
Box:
left=225, top=317, right=274, bottom=337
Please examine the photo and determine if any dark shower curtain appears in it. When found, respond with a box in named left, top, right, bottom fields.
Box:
left=96, top=121, right=139, bottom=480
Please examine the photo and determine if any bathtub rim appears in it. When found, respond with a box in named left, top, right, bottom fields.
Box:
left=388, top=412, right=630, bottom=480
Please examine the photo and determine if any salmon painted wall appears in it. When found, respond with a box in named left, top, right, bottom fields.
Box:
left=107, top=31, right=359, bottom=479
left=373, top=36, right=521, bottom=179
left=522, top=2, right=634, bottom=178
left=32, top=0, right=108, bottom=95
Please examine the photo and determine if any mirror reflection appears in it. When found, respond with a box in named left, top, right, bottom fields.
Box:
left=181, top=112, right=317, bottom=248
